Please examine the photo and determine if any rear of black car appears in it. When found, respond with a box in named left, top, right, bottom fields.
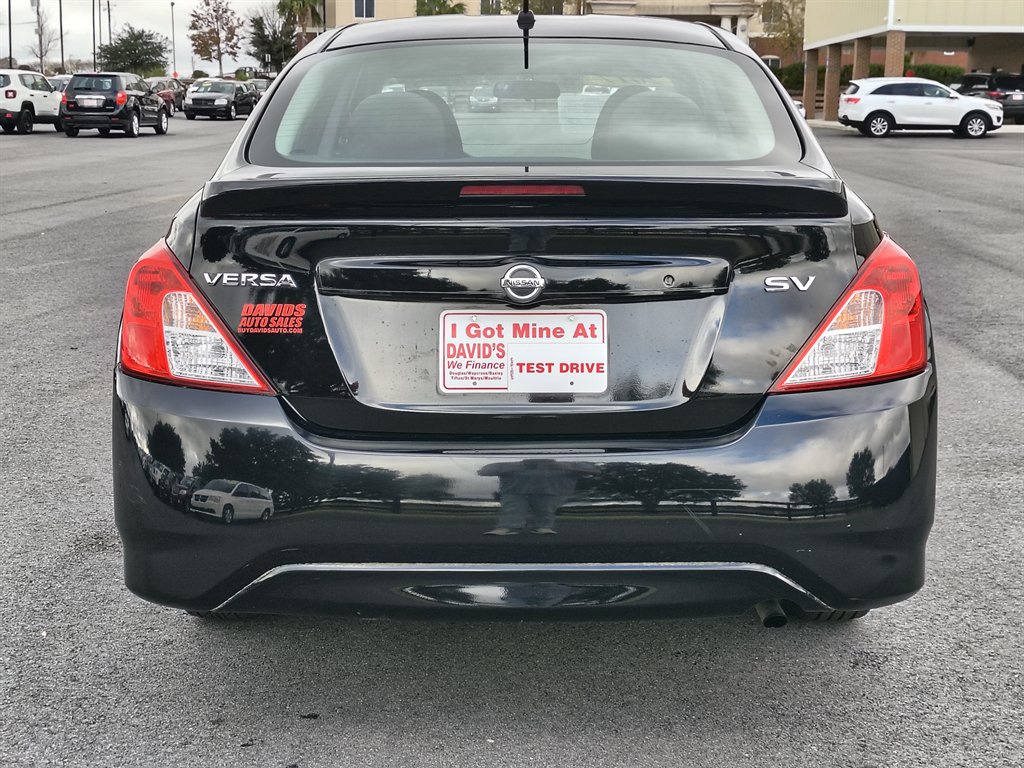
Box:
left=113, top=17, right=935, bottom=624
left=956, top=72, right=1024, bottom=122
left=61, top=72, right=167, bottom=136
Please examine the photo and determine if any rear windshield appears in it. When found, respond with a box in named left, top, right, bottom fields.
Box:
left=249, top=40, right=798, bottom=167
left=70, top=75, right=118, bottom=91
left=844, top=84, right=860, bottom=95
left=994, top=76, right=1024, bottom=91
left=203, top=479, right=236, bottom=492
left=193, top=82, right=235, bottom=94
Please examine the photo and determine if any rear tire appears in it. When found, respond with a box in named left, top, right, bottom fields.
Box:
left=154, top=109, right=169, bottom=135
left=185, top=112, right=196, bottom=120
left=53, top=118, right=63, bottom=132
left=64, top=126, right=79, bottom=137
left=221, top=504, right=234, bottom=524
left=865, top=111, right=893, bottom=137
left=960, top=112, right=989, bottom=138
left=16, top=108, right=33, bottom=134
left=167, top=101, right=176, bottom=116
left=98, top=128, right=110, bottom=136
left=1, top=124, right=14, bottom=134
left=125, top=110, right=140, bottom=138
left=227, top=103, right=236, bottom=120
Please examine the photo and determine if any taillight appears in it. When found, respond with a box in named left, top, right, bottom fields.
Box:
left=844, top=97, right=860, bottom=104
left=771, top=236, right=927, bottom=393
left=119, top=241, right=274, bottom=394
left=61, top=91, right=67, bottom=105
left=987, top=91, right=1002, bottom=99
left=115, top=90, right=127, bottom=105
left=4, top=89, right=15, bottom=99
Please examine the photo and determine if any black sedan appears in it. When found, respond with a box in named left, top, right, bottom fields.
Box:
left=113, top=15, right=936, bottom=627
left=183, top=79, right=256, bottom=120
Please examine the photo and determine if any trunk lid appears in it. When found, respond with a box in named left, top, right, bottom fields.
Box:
left=189, top=171, right=857, bottom=438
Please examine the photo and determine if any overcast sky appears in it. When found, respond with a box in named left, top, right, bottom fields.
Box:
left=2, top=0, right=285, bottom=74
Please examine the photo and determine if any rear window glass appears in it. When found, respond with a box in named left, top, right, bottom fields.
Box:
left=250, top=40, right=798, bottom=167
left=71, top=75, right=117, bottom=91
left=0, top=74, right=9, bottom=87
left=844, top=84, right=859, bottom=94
left=994, top=76, right=1024, bottom=91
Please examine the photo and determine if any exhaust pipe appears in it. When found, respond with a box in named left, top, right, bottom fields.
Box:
left=756, top=599, right=787, bottom=628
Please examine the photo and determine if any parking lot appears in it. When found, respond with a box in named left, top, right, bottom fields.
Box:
left=1, top=118, right=1022, bottom=767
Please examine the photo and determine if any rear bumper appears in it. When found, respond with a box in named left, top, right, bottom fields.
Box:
left=184, top=105, right=231, bottom=116
left=114, top=368, right=937, bottom=618
left=61, top=110, right=126, bottom=129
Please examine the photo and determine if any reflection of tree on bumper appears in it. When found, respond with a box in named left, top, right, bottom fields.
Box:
left=479, top=459, right=596, bottom=535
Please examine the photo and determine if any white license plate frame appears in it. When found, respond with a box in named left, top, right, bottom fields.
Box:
left=439, top=310, right=608, bottom=394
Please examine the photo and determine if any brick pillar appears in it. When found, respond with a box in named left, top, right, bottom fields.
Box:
left=802, top=48, right=819, bottom=120
left=823, top=43, right=842, bottom=121
left=852, top=36, right=872, bottom=80
left=884, top=30, right=906, bottom=77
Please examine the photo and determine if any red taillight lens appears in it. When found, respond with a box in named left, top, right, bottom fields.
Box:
left=771, top=236, right=927, bottom=393
left=845, top=96, right=861, bottom=104
left=987, top=91, right=1002, bottom=99
left=460, top=185, right=586, bottom=197
left=61, top=91, right=67, bottom=105
left=4, top=89, right=15, bottom=99
left=115, top=90, right=127, bottom=105
left=119, top=241, right=274, bottom=394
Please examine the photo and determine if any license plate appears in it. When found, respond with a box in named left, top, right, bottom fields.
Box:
left=78, top=97, right=103, bottom=107
left=440, top=310, right=607, bottom=393
left=1012, top=94, right=1023, bottom=101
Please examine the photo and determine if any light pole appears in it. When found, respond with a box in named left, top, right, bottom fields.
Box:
left=7, top=0, right=12, bottom=68
left=170, top=2, right=177, bottom=77
left=91, top=0, right=96, bottom=69
left=58, top=0, right=64, bottom=72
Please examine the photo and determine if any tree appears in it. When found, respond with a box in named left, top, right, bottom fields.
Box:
left=278, top=0, right=323, bottom=47
left=147, top=421, right=186, bottom=475
left=760, top=0, right=805, bottom=57
left=248, top=3, right=297, bottom=73
left=417, top=0, right=468, bottom=14
left=579, top=463, right=745, bottom=515
left=501, top=0, right=563, bottom=13
left=846, top=448, right=876, bottom=502
left=188, top=0, right=244, bottom=77
left=788, top=478, right=837, bottom=516
left=98, top=26, right=169, bottom=77
left=27, top=6, right=59, bottom=73
left=191, top=69, right=209, bottom=79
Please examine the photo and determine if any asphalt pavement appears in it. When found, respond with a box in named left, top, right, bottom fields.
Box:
left=1, top=118, right=1022, bottom=768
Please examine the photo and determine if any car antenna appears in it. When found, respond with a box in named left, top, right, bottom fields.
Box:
left=517, top=0, right=535, bottom=70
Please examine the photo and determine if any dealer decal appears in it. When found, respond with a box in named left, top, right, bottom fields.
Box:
left=237, top=303, right=305, bottom=334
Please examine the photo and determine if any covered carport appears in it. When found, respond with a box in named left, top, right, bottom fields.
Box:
left=802, top=0, right=1024, bottom=120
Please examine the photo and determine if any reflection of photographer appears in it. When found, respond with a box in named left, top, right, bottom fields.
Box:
left=478, top=459, right=595, bottom=536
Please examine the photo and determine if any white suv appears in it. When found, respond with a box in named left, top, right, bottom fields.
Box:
left=190, top=480, right=275, bottom=524
left=1, top=69, right=62, bottom=134
left=838, top=77, right=1003, bottom=138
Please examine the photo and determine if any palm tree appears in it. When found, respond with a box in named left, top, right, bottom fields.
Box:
left=278, top=0, right=323, bottom=46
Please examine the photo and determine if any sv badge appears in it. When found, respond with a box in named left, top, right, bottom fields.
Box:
left=764, top=276, right=816, bottom=292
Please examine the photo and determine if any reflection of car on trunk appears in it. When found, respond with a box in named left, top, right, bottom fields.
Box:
left=170, top=475, right=199, bottom=509
left=469, top=85, right=499, bottom=112
left=190, top=480, right=274, bottom=523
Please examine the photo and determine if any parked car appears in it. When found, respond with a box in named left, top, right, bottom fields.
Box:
left=183, top=79, right=257, bottom=120
left=145, top=77, right=187, bottom=115
left=170, top=474, right=199, bottom=509
left=0, top=69, right=62, bottom=133
left=115, top=15, right=936, bottom=626
left=48, top=74, right=72, bottom=92
left=469, top=84, right=499, bottom=112
left=189, top=480, right=275, bottom=523
left=953, top=72, right=1024, bottom=124
left=61, top=72, right=170, bottom=137
left=838, top=76, right=1003, bottom=137
left=249, top=78, right=271, bottom=99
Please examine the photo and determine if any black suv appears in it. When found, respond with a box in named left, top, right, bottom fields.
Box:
left=183, top=79, right=257, bottom=120
left=61, top=72, right=170, bottom=137
left=954, top=72, right=1024, bottom=123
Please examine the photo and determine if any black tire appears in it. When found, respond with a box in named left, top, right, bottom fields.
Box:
left=222, top=504, right=234, bottom=524
left=185, top=112, right=196, bottom=120
left=794, top=609, right=870, bottom=622
left=960, top=112, right=989, bottom=139
left=125, top=110, right=140, bottom=138
left=260, top=508, right=272, bottom=521
left=1, top=124, right=14, bottom=134
left=16, top=107, right=33, bottom=134
left=167, top=101, right=175, bottom=116
left=154, top=109, right=169, bottom=135
left=64, top=126, right=79, bottom=137
left=209, top=114, right=218, bottom=121
left=856, top=125, right=872, bottom=137
left=53, top=118, right=63, bottom=132
left=865, top=111, right=893, bottom=137
left=227, top=103, right=236, bottom=120
left=98, top=128, right=110, bottom=136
